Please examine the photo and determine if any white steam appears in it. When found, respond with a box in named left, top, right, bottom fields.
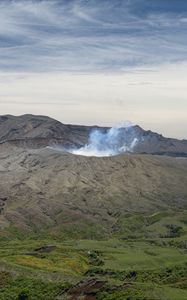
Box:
left=66, top=124, right=139, bottom=157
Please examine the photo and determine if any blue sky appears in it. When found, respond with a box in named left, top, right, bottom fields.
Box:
left=0, top=0, right=187, bottom=138
left=1, top=0, right=187, bottom=72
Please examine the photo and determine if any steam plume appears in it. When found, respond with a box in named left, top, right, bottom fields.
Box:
left=66, top=124, right=139, bottom=157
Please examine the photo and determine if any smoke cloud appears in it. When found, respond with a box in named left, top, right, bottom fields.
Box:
left=66, top=124, right=139, bottom=157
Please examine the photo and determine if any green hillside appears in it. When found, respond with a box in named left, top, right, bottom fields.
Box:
left=0, top=144, right=187, bottom=299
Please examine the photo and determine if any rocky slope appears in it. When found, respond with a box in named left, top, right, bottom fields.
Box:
left=0, top=114, right=93, bottom=148
left=0, top=114, right=187, bottom=156
left=0, top=114, right=187, bottom=238
left=0, top=145, right=186, bottom=237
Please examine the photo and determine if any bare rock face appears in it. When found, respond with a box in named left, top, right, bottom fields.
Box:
left=0, top=114, right=186, bottom=157
left=0, top=114, right=101, bottom=148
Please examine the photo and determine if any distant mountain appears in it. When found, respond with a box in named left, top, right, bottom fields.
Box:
left=0, top=114, right=93, bottom=148
left=0, top=114, right=187, bottom=157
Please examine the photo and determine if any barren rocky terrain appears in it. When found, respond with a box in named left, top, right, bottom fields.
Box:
left=0, top=114, right=187, bottom=156
left=0, top=145, right=186, bottom=240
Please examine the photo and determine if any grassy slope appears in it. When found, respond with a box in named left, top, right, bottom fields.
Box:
left=1, top=209, right=187, bottom=299
left=0, top=149, right=187, bottom=299
left=0, top=238, right=187, bottom=299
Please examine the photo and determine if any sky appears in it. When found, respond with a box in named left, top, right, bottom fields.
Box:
left=0, top=0, right=187, bottom=139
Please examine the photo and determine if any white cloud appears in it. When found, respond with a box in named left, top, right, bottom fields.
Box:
left=0, top=0, right=187, bottom=72
left=0, top=1, right=186, bottom=139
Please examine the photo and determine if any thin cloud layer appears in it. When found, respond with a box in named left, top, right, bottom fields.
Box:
left=0, top=0, right=187, bottom=72
left=0, top=1, right=187, bottom=139
left=0, top=62, right=187, bottom=139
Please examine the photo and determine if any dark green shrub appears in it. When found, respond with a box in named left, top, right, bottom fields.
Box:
left=18, top=289, right=29, bottom=300
left=166, top=224, right=184, bottom=237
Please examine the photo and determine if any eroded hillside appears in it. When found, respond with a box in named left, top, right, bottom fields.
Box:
left=0, top=145, right=187, bottom=238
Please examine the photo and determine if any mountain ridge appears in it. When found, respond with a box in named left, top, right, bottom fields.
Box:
left=0, top=114, right=187, bottom=157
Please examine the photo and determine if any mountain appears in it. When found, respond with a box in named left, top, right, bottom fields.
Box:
left=0, top=145, right=187, bottom=238
left=0, top=114, right=187, bottom=238
left=0, top=114, right=187, bottom=156
left=0, top=115, right=187, bottom=300
left=0, top=114, right=93, bottom=148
